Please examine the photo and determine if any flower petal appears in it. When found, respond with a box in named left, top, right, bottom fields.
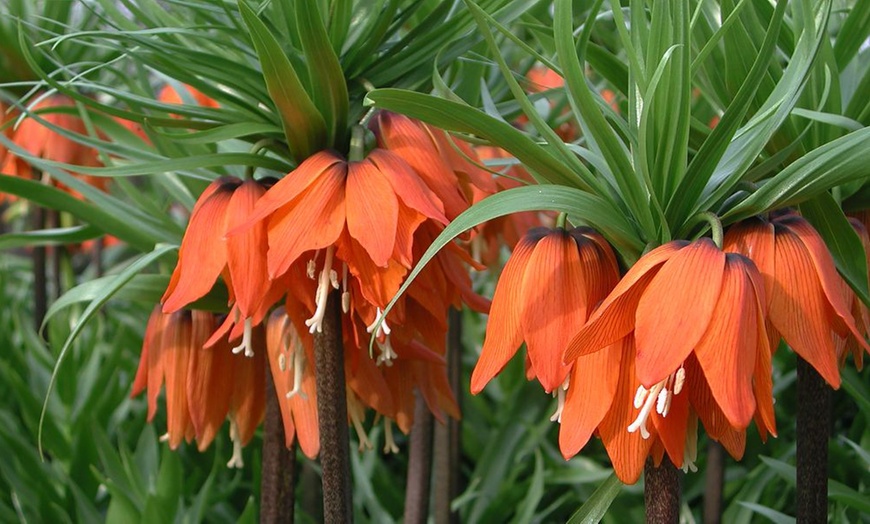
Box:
left=266, top=164, right=346, bottom=278
left=693, top=255, right=757, bottom=429
left=724, top=217, right=775, bottom=309
left=769, top=224, right=841, bottom=388
left=471, top=232, right=541, bottom=394
left=346, top=158, right=399, bottom=267
left=565, top=241, right=687, bottom=362
left=559, top=341, right=622, bottom=457
left=635, top=239, right=725, bottom=387
left=520, top=230, right=587, bottom=392
left=225, top=180, right=271, bottom=317
left=369, top=148, right=448, bottom=224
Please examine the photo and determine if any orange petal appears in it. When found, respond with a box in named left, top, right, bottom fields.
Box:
left=635, top=239, right=725, bottom=386
left=559, top=341, right=622, bottom=457
left=784, top=216, right=870, bottom=354
left=471, top=231, right=541, bottom=394
left=266, top=164, right=346, bottom=277
left=187, top=312, right=234, bottom=450
left=225, top=180, right=271, bottom=317
left=227, top=151, right=343, bottom=236
left=162, top=184, right=234, bottom=312
left=651, top=387, right=689, bottom=469
left=346, top=158, right=399, bottom=267
left=769, top=225, right=841, bottom=388
left=564, top=241, right=686, bottom=362
left=132, top=306, right=163, bottom=399
left=163, top=312, right=193, bottom=450
left=230, top=326, right=266, bottom=445
left=724, top=217, right=775, bottom=309
left=598, top=338, right=655, bottom=484
left=692, top=255, right=757, bottom=429
left=520, top=230, right=587, bottom=392
left=369, top=149, right=448, bottom=224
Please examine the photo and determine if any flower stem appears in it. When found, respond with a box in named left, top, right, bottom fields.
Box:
left=689, top=211, right=723, bottom=248
left=703, top=442, right=725, bottom=524
left=644, top=456, right=681, bottom=524
left=313, top=290, right=353, bottom=523
left=348, top=125, right=366, bottom=162
left=434, top=308, right=462, bottom=524
left=244, top=138, right=280, bottom=180
left=260, top=367, right=296, bottom=523
left=796, top=356, right=830, bottom=523
left=403, top=391, right=434, bottom=524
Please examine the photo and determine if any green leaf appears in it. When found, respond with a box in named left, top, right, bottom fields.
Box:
left=365, top=89, right=589, bottom=189
left=736, top=503, right=795, bottom=524
left=510, top=450, right=545, bottom=524
left=295, top=0, right=348, bottom=148
left=238, top=0, right=326, bottom=161
left=38, top=245, right=176, bottom=456
left=799, top=191, right=870, bottom=307
left=0, top=175, right=162, bottom=251
left=372, top=184, right=643, bottom=349
left=725, top=127, right=870, bottom=220
left=0, top=225, right=102, bottom=250
left=833, top=1, right=870, bottom=69
left=566, top=472, right=623, bottom=524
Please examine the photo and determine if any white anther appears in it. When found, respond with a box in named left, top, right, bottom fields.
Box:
left=383, top=419, right=399, bottom=454
left=305, top=246, right=335, bottom=334
left=634, top=385, right=649, bottom=409
left=674, top=367, right=686, bottom=395
left=226, top=420, right=244, bottom=469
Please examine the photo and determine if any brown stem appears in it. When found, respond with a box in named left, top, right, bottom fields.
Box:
left=644, top=456, right=681, bottom=524
left=260, top=365, right=296, bottom=524
left=404, top=391, right=434, bottom=524
left=796, top=357, right=830, bottom=523
left=434, top=308, right=462, bottom=524
left=313, top=291, right=352, bottom=523
left=703, top=442, right=725, bottom=524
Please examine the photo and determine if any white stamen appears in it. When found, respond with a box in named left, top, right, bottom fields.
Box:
left=305, top=246, right=335, bottom=334
left=340, top=264, right=350, bottom=313
left=231, top=317, right=255, bottom=357
left=375, top=336, right=397, bottom=367
left=674, top=367, right=686, bottom=395
left=383, top=419, right=399, bottom=454
left=549, top=377, right=570, bottom=423
left=159, top=432, right=169, bottom=443
left=627, top=382, right=664, bottom=439
left=366, top=308, right=391, bottom=337
left=285, top=343, right=305, bottom=399
left=226, top=420, right=244, bottom=468
left=306, top=258, right=316, bottom=279
left=634, top=385, right=649, bottom=409
left=278, top=353, right=286, bottom=372
left=682, top=414, right=699, bottom=473
left=329, top=269, right=339, bottom=290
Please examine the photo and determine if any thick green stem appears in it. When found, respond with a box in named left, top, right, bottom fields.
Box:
left=796, top=357, right=830, bottom=523
left=313, top=291, right=352, bottom=523
left=403, top=391, right=434, bottom=524
left=644, top=457, right=681, bottom=524
left=260, top=365, right=296, bottom=523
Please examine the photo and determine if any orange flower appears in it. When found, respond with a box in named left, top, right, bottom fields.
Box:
left=162, top=177, right=281, bottom=356
left=565, top=239, right=774, bottom=434
left=838, top=218, right=870, bottom=369
left=723, top=214, right=870, bottom=387
left=472, top=227, right=619, bottom=394
left=158, top=84, right=220, bottom=110
left=234, top=148, right=448, bottom=331
left=1, top=95, right=105, bottom=199
left=131, top=308, right=265, bottom=460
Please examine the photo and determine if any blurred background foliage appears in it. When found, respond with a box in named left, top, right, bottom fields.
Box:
left=0, top=0, right=869, bottom=522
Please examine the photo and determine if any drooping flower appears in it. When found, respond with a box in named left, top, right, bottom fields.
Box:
left=1, top=95, right=105, bottom=199
left=131, top=307, right=265, bottom=463
left=472, top=226, right=620, bottom=394
left=565, top=239, right=775, bottom=452
left=158, top=84, right=220, bottom=111
left=723, top=214, right=870, bottom=387
left=838, top=218, right=870, bottom=369
left=162, top=177, right=282, bottom=356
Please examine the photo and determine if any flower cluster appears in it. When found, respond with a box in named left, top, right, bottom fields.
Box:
left=476, top=213, right=869, bottom=483
left=132, top=102, right=532, bottom=460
